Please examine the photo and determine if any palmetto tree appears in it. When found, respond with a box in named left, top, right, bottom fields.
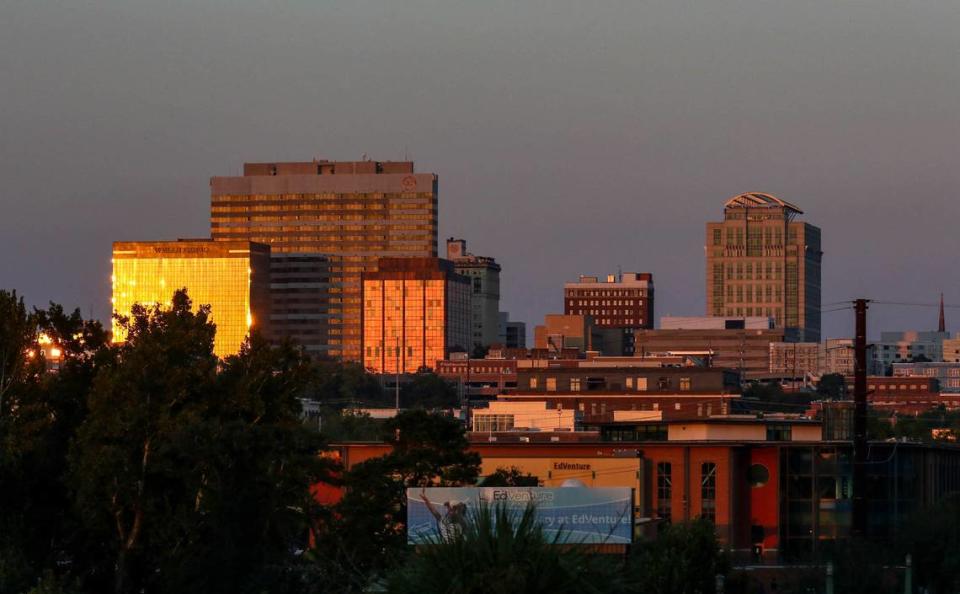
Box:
left=387, top=502, right=634, bottom=594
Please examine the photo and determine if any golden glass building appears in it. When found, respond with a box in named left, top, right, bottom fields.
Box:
left=111, top=240, right=271, bottom=357
left=362, top=258, right=470, bottom=374
left=210, top=160, right=438, bottom=361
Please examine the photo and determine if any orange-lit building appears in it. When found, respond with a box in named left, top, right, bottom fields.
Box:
left=111, top=240, right=271, bottom=357
left=334, top=420, right=960, bottom=561
left=210, top=160, right=438, bottom=361
left=362, top=257, right=470, bottom=374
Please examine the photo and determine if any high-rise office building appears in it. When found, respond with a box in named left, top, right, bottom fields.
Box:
left=705, top=193, right=822, bottom=342
left=446, top=238, right=501, bottom=349
left=361, top=257, right=470, bottom=374
left=111, top=240, right=271, bottom=357
left=210, top=160, right=438, bottom=360
left=564, top=272, right=654, bottom=355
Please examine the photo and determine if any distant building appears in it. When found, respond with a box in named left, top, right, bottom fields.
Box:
left=361, top=257, right=470, bottom=374
left=533, top=314, right=600, bottom=354
left=893, top=361, right=960, bottom=393
left=661, top=316, right=774, bottom=331
left=821, top=338, right=880, bottom=376
left=940, top=337, right=960, bottom=363
left=705, top=193, right=822, bottom=341
left=769, top=342, right=821, bottom=376
left=472, top=401, right=576, bottom=432
left=266, top=253, right=333, bottom=356
left=874, top=330, right=950, bottom=372
left=497, top=312, right=526, bottom=349
left=446, top=238, right=501, bottom=349
left=111, top=240, right=271, bottom=357
left=564, top=272, right=654, bottom=355
left=210, top=159, right=438, bottom=361
left=634, top=326, right=790, bottom=380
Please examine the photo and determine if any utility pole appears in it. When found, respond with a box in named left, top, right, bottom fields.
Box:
left=395, top=335, right=400, bottom=411
left=853, top=298, right=869, bottom=538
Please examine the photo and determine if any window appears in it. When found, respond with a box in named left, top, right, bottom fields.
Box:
left=473, top=414, right=514, bottom=432
left=767, top=424, right=792, bottom=441
left=657, top=462, right=672, bottom=520
left=712, top=229, right=721, bottom=245
left=546, top=377, right=557, bottom=392
left=570, top=378, right=581, bottom=391
left=701, top=462, right=717, bottom=522
left=679, top=377, right=691, bottom=391
left=529, top=377, right=538, bottom=389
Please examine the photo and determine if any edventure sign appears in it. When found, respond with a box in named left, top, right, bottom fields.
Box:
left=406, top=487, right=633, bottom=545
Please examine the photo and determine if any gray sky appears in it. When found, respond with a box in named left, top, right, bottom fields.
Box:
left=2, top=0, right=959, bottom=339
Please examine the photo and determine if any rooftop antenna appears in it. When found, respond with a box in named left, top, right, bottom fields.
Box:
left=617, top=265, right=622, bottom=282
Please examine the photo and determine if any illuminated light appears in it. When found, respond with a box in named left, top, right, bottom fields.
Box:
left=38, top=333, right=52, bottom=345
left=49, top=347, right=62, bottom=358
left=247, top=312, right=253, bottom=328
left=110, top=275, right=116, bottom=283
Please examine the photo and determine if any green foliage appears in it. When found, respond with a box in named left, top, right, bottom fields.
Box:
left=386, top=503, right=632, bottom=594
left=317, top=410, right=481, bottom=589
left=816, top=373, right=846, bottom=399
left=479, top=466, right=540, bottom=487
left=742, top=382, right=784, bottom=401
left=313, top=407, right=384, bottom=442
left=62, top=290, right=334, bottom=593
left=401, top=371, right=459, bottom=409
left=899, top=494, right=960, bottom=593
left=630, top=519, right=728, bottom=594
left=0, top=289, right=38, bottom=410
left=310, top=360, right=384, bottom=406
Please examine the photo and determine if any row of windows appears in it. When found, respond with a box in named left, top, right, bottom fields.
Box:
left=211, top=192, right=434, bottom=206
left=724, top=285, right=784, bottom=303
left=716, top=262, right=784, bottom=281
left=566, top=289, right=647, bottom=297
left=724, top=307, right=783, bottom=320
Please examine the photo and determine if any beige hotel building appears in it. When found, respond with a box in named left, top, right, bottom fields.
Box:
left=705, top=193, right=822, bottom=342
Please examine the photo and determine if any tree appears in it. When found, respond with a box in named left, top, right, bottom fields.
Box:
left=0, top=299, right=109, bottom=593
left=69, top=290, right=220, bottom=593
left=899, top=494, right=960, bottom=593
left=0, top=289, right=37, bottom=412
left=816, top=373, right=846, bottom=399
left=386, top=503, right=633, bottom=594
left=68, top=291, right=334, bottom=593
left=479, top=466, right=540, bottom=487
left=401, top=371, right=459, bottom=409
left=320, top=410, right=481, bottom=589
left=630, top=519, right=728, bottom=594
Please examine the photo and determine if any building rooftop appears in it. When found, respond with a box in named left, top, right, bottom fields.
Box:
left=724, top=192, right=803, bottom=214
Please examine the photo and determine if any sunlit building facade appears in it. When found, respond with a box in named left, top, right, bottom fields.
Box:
left=111, top=240, right=270, bottom=357
left=210, top=160, right=438, bottom=361
left=705, top=193, right=822, bottom=342
left=362, top=257, right=470, bottom=374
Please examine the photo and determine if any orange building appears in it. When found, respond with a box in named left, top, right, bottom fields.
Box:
left=362, top=257, right=470, bottom=373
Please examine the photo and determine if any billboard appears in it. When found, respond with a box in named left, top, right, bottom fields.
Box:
left=407, top=487, right=633, bottom=545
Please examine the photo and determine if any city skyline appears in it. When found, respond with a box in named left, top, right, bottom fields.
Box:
left=3, top=1, right=960, bottom=340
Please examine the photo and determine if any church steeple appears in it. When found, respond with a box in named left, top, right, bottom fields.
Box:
left=939, top=292, right=946, bottom=333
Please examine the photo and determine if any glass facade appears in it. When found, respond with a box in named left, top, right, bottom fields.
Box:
left=111, top=241, right=270, bottom=357
left=362, top=258, right=470, bottom=374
